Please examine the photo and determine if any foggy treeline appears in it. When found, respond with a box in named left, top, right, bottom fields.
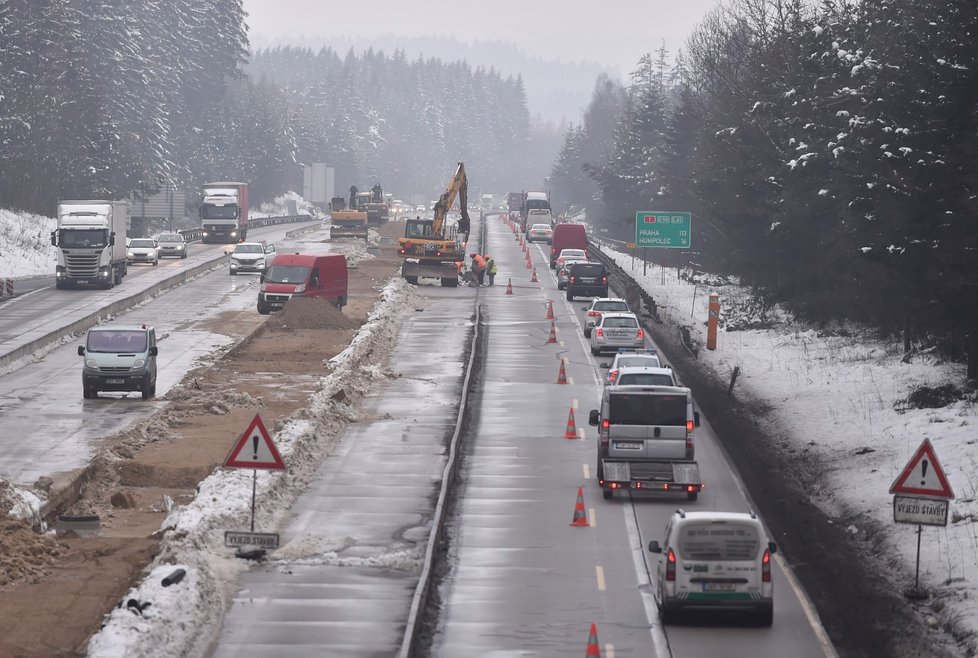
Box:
left=550, top=0, right=978, bottom=368
left=0, top=1, right=540, bottom=213
left=247, top=46, right=539, bottom=197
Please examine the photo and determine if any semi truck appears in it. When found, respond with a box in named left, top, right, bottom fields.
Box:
left=51, top=200, right=129, bottom=289
left=199, top=182, right=249, bottom=243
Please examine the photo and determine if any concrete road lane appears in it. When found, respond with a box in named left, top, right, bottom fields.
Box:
left=213, top=295, right=475, bottom=657
left=432, top=215, right=835, bottom=657
left=0, top=224, right=320, bottom=485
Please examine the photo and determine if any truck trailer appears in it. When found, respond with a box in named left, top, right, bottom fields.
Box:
left=51, top=200, right=129, bottom=289
left=199, top=182, right=249, bottom=243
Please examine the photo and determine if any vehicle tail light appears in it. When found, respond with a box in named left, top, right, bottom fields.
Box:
left=595, top=328, right=603, bottom=337
left=600, top=418, right=609, bottom=448
left=601, top=419, right=609, bottom=431
left=602, top=275, right=608, bottom=284
left=588, top=311, right=601, bottom=317
left=570, top=276, right=576, bottom=283
left=637, top=328, right=645, bottom=339
left=762, top=548, right=772, bottom=582
left=686, top=420, right=694, bottom=432
left=666, top=549, right=676, bottom=581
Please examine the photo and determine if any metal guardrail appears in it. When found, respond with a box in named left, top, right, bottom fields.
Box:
left=177, top=215, right=313, bottom=244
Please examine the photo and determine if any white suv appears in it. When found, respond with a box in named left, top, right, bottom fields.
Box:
left=648, top=509, right=777, bottom=626
left=601, top=349, right=663, bottom=384
left=589, top=312, right=644, bottom=355
left=609, top=365, right=676, bottom=387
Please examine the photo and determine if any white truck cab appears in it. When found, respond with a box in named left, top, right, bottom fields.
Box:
left=78, top=325, right=158, bottom=400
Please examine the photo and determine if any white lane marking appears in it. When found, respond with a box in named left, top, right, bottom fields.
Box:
left=588, top=508, right=596, bottom=528
left=583, top=463, right=591, bottom=480
left=595, top=565, right=606, bottom=591
left=606, top=646, right=615, bottom=658
left=572, top=398, right=579, bottom=409
left=624, top=504, right=671, bottom=657
left=775, top=553, right=839, bottom=658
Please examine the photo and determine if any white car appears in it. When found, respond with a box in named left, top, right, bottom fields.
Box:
left=555, top=248, right=587, bottom=270
left=589, top=312, right=645, bottom=355
left=601, top=349, right=663, bottom=384
left=583, top=298, right=631, bottom=337
left=229, top=242, right=272, bottom=275
left=126, top=238, right=159, bottom=265
left=156, top=233, right=188, bottom=259
left=648, top=510, right=777, bottom=626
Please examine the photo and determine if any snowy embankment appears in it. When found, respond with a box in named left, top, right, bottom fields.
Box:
left=603, top=246, right=977, bottom=649
left=0, top=208, right=57, bottom=279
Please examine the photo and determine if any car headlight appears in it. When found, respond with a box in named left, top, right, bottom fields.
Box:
left=133, top=358, right=145, bottom=369
left=85, top=358, right=98, bottom=368
left=294, top=284, right=305, bottom=294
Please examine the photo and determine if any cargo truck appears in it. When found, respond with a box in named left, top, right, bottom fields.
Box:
left=199, top=182, right=249, bottom=243
left=51, top=200, right=129, bottom=289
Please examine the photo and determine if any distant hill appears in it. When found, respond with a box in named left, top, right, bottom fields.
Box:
left=248, top=33, right=619, bottom=125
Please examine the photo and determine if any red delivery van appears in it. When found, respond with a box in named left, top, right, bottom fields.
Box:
left=550, top=223, right=588, bottom=268
left=257, top=253, right=348, bottom=314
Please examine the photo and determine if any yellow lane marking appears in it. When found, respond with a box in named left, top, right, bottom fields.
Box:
left=595, top=565, right=606, bottom=591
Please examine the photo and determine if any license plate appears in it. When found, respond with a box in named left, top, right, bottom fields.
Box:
left=610, top=330, right=628, bottom=337
left=581, top=277, right=595, bottom=283
left=703, top=583, right=737, bottom=592
left=106, top=378, right=125, bottom=384
left=613, top=441, right=642, bottom=450
left=76, top=280, right=88, bottom=284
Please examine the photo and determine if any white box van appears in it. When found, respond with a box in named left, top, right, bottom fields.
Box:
left=78, top=325, right=158, bottom=399
left=648, top=509, right=778, bottom=626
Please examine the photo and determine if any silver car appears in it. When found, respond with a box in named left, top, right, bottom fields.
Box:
left=556, top=258, right=587, bottom=290
left=583, top=297, right=631, bottom=337
left=601, top=349, right=663, bottom=384
left=156, top=233, right=188, bottom=259
left=590, top=312, right=645, bottom=355
left=608, top=365, right=677, bottom=387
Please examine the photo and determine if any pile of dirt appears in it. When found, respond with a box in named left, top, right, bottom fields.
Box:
left=265, top=297, right=360, bottom=332
left=0, top=517, right=67, bottom=588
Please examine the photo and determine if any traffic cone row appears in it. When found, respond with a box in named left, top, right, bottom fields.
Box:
left=556, top=357, right=568, bottom=384
left=570, top=486, right=589, bottom=526
left=564, top=407, right=578, bottom=439
left=547, top=321, right=557, bottom=344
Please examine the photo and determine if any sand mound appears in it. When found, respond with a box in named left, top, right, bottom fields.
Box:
left=266, top=297, right=359, bottom=331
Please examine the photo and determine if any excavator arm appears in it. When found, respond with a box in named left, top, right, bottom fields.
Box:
left=431, top=162, right=469, bottom=238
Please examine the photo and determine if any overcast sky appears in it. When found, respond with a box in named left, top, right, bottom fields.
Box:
left=243, top=0, right=724, bottom=75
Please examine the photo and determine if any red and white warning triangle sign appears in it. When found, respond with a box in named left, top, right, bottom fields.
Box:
left=889, top=438, right=953, bottom=499
left=224, top=413, right=285, bottom=470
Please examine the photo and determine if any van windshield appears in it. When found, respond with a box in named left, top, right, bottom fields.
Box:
left=678, top=523, right=760, bottom=561
left=608, top=393, right=686, bottom=425
left=264, top=265, right=310, bottom=284
left=87, top=330, right=148, bottom=353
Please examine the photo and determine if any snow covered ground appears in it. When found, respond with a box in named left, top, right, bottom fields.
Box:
left=2, top=207, right=975, bottom=653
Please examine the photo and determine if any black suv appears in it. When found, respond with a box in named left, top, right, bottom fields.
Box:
left=566, top=262, right=609, bottom=300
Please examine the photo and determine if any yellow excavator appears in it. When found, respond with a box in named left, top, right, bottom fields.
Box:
left=398, top=162, right=471, bottom=287
left=329, top=185, right=368, bottom=240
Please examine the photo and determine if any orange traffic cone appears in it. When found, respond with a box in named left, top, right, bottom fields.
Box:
left=547, top=321, right=557, bottom=344
left=556, top=358, right=568, bottom=384
left=531, top=269, right=538, bottom=282
left=570, top=487, right=589, bottom=527
left=564, top=407, right=578, bottom=439
left=585, top=623, right=601, bottom=657
left=546, top=301, right=555, bottom=320
left=505, top=278, right=513, bottom=295
left=526, top=257, right=533, bottom=270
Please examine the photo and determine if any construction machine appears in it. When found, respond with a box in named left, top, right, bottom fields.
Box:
left=329, top=185, right=368, bottom=240
left=397, top=162, right=470, bottom=287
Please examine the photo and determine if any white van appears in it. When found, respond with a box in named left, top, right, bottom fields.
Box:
left=78, top=324, right=158, bottom=400
left=648, top=509, right=777, bottom=626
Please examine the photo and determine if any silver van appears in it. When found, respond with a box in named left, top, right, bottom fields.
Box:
left=589, top=385, right=700, bottom=499
left=78, top=325, right=158, bottom=399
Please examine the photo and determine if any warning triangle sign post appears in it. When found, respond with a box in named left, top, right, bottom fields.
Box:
left=889, top=438, right=953, bottom=499
left=224, top=413, right=285, bottom=471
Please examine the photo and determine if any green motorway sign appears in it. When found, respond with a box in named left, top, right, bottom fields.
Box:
left=635, top=211, right=691, bottom=249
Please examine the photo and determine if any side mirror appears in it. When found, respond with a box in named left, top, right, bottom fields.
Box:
left=109, top=231, right=116, bottom=246
left=580, top=306, right=588, bottom=311
left=769, top=541, right=778, bottom=555
left=265, top=245, right=275, bottom=253
left=648, top=540, right=662, bottom=553
left=51, top=230, right=57, bottom=247
left=599, top=362, right=610, bottom=370
left=588, top=410, right=600, bottom=426
left=77, top=346, right=85, bottom=356
left=694, top=411, right=701, bottom=427
left=149, top=346, right=158, bottom=357
left=259, top=273, right=266, bottom=283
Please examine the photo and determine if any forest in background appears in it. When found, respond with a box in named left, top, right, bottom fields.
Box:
left=0, top=0, right=549, bottom=212
left=549, top=0, right=978, bottom=374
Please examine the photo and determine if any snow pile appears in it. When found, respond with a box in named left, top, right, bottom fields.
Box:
left=250, top=191, right=318, bottom=219
left=0, top=208, right=58, bottom=278
left=86, top=277, right=423, bottom=658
